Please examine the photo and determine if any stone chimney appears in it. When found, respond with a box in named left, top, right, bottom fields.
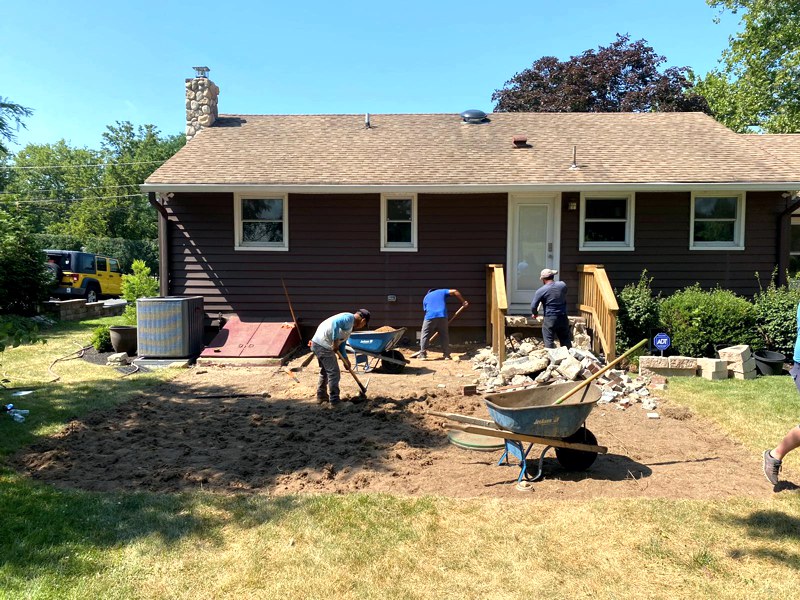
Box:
left=185, top=66, right=219, bottom=141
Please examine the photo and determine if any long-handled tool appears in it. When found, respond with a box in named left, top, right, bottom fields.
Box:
left=343, top=360, right=370, bottom=398
left=280, top=277, right=302, bottom=344
left=553, top=338, right=648, bottom=405
left=410, top=303, right=468, bottom=358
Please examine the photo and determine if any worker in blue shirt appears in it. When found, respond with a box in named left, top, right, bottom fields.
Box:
left=763, top=302, right=800, bottom=487
left=417, top=288, right=468, bottom=360
left=531, top=268, right=571, bottom=349
left=311, top=309, right=370, bottom=405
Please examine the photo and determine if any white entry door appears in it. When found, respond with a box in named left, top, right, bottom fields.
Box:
left=508, top=194, right=559, bottom=309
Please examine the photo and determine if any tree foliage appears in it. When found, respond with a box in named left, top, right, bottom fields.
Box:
left=1, top=121, right=183, bottom=240
left=0, top=213, right=52, bottom=315
left=697, top=1, right=800, bottom=132
left=0, top=97, right=33, bottom=157
left=492, top=34, right=710, bottom=113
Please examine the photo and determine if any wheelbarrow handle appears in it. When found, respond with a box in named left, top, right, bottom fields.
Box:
left=553, top=338, right=648, bottom=405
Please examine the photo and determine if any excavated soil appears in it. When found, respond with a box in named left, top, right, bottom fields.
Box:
left=9, top=345, right=788, bottom=499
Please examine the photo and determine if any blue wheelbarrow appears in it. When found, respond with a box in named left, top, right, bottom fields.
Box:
left=346, top=327, right=409, bottom=374
left=431, top=381, right=607, bottom=485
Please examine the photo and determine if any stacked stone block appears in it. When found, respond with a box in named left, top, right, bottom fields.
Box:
left=696, top=358, right=728, bottom=381
left=717, top=345, right=758, bottom=380
left=639, top=355, right=698, bottom=377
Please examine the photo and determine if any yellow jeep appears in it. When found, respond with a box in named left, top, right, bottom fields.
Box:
left=46, top=250, right=122, bottom=303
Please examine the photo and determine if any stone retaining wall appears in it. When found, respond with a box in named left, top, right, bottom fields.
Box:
left=44, top=300, right=126, bottom=322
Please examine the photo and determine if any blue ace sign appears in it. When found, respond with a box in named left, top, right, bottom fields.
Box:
left=653, top=333, right=671, bottom=353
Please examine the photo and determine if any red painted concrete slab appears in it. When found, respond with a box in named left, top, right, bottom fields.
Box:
left=201, top=317, right=300, bottom=359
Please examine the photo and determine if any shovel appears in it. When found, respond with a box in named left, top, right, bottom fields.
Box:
left=343, top=360, right=370, bottom=399
left=410, top=304, right=468, bottom=358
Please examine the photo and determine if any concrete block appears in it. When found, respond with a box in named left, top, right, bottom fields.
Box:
left=732, top=369, right=758, bottom=380
left=700, top=369, right=727, bottom=381
left=640, top=356, right=669, bottom=369
left=547, top=346, right=571, bottom=365
left=668, top=356, right=697, bottom=370
left=728, top=357, right=757, bottom=374
left=556, top=355, right=583, bottom=380
left=697, top=358, right=728, bottom=374
left=642, top=367, right=696, bottom=378
left=718, top=345, right=752, bottom=364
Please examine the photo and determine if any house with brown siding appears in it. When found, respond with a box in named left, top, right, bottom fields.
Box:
left=141, top=72, right=800, bottom=341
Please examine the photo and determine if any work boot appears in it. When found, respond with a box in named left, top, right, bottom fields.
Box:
left=316, top=394, right=329, bottom=404
left=417, top=352, right=428, bottom=360
left=443, top=355, right=452, bottom=361
left=763, top=450, right=782, bottom=486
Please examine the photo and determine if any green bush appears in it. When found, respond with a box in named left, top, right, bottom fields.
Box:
left=753, top=272, right=800, bottom=357
left=616, top=270, right=661, bottom=354
left=0, top=315, right=40, bottom=352
left=90, top=325, right=112, bottom=353
left=659, top=285, right=760, bottom=357
left=0, top=214, right=52, bottom=315
left=33, top=234, right=158, bottom=273
left=121, top=259, right=159, bottom=325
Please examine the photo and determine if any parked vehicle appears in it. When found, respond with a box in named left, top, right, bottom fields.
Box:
left=45, top=250, right=122, bottom=302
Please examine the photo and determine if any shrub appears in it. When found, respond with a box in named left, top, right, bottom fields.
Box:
left=616, top=270, right=661, bottom=354
left=659, top=285, right=760, bottom=357
left=121, top=259, right=159, bottom=325
left=753, top=272, right=800, bottom=357
left=0, top=315, right=40, bottom=352
left=90, top=325, right=112, bottom=353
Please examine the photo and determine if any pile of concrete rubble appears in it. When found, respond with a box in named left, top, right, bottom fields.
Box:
left=471, top=333, right=661, bottom=412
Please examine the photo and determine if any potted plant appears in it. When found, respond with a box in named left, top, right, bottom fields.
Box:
left=110, top=260, right=159, bottom=355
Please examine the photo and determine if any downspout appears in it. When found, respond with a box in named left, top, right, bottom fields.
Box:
left=148, top=192, right=170, bottom=297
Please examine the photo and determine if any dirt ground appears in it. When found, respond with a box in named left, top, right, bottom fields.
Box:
left=10, top=344, right=789, bottom=499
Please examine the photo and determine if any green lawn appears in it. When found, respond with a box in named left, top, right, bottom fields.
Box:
left=1, top=325, right=799, bottom=599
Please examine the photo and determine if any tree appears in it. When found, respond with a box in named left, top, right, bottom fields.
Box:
left=696, top=1, right=800, bottom=132
left=492, top=34, right=709, bottom=113
left=0, top=212, right=51, bottom=315
left=0, top=97, right=33, bottom=157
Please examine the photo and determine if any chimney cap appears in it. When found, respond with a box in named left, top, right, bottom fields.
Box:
left=192, top=66, right=210, bottom=78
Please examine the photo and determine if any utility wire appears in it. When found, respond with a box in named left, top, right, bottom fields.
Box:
left=0, top=159, right=166, bottom=171
left=0, top=193, right=147, bottom=205
left=0, top=183, right=144, bottom=196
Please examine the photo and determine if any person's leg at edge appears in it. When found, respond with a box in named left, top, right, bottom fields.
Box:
left=313, top=343, right=329, bottom=401
left=771, top=426, right=800, bottom=461
left=764, top=362, right=800, bottom=484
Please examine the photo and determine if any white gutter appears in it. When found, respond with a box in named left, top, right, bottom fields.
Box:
left=142, top=182, right=800, bottom=194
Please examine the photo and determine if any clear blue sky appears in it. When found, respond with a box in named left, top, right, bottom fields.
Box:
left=2, top=0, right=741, bottom=151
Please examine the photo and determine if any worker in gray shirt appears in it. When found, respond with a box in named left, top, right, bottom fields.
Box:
left=530, top=268, right=571, bottom=349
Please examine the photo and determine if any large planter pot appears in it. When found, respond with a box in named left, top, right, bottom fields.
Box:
left=754, top=350, right=786, bottom=376
left=109, top=326, right=137, bottom=356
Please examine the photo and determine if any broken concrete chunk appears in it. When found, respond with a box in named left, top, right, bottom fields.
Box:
left=555, top=355, right=583, bottom=380
left=547, top=346, right=571, bottom=365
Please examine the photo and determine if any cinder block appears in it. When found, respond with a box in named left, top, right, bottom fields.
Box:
left=701, top=370, right=727, bottom=381
left=728, top=357, right=757, bottom=374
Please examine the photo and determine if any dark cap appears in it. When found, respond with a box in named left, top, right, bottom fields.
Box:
left=356, top=308, right=371, bottom=324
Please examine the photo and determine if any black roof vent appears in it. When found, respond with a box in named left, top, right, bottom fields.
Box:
left=460, top=109, right=488, bottom=124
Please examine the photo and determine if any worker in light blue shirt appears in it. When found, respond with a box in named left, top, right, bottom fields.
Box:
left=417, top=288, right=468, bottom=360
left=763, top=302, right=800, bottom=486
left=311, top=309, right=370, bottom=405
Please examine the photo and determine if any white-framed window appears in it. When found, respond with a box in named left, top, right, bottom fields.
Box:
left=579, top=192, right=635, bottom=251
left=381, top=193, right=418, bottom=251
left=690, top=192, right=745, bottom=250
left=234, top=194, right=288, bottom=251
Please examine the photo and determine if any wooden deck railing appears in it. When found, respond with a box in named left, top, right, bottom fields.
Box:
left=577, top=264, right=619, bottom=360
left=485, top=264, right=508, bottom=365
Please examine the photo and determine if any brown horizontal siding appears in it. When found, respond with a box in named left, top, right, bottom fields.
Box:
left=164, top=192, right=507, bottom=328
left=559, top=191, right=787, bottom=309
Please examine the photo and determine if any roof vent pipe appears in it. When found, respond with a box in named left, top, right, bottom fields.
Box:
left=569, top=145, right=579, bottom=170
left=365, top=113, right=371, bottom=129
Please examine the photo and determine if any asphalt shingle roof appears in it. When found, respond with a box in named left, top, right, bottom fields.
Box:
left=145, top=112, right=800, bottom=187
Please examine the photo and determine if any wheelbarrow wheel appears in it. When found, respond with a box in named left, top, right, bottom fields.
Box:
left=380, top=350, right=405, bottom=374
left=555, top=427, right=598, bottom=472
